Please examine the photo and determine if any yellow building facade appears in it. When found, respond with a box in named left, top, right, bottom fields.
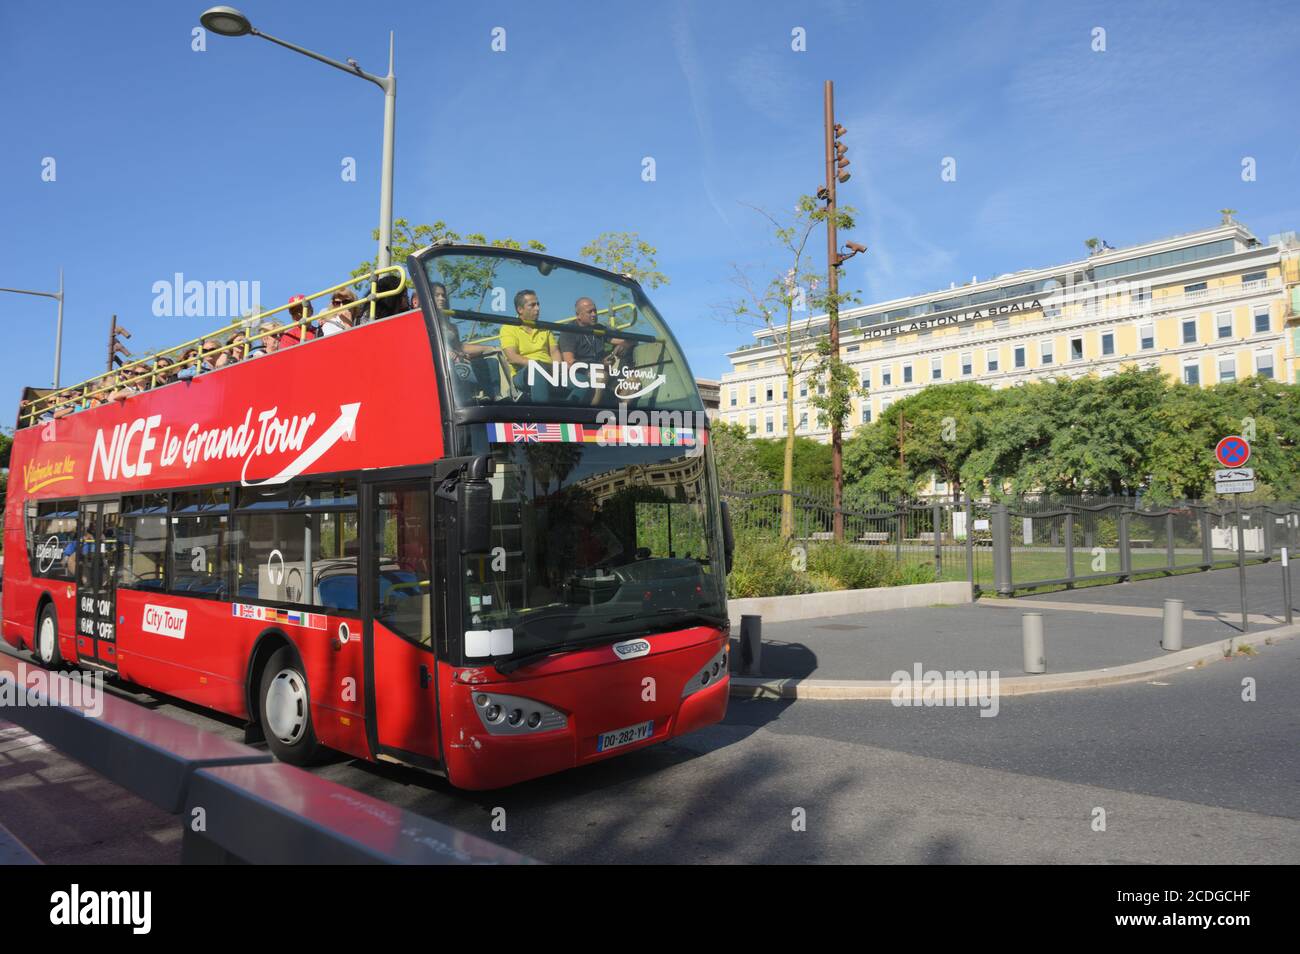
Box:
left=720, top=221, right=1300, bottom=441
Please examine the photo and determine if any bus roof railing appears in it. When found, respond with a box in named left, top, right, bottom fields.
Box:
left=18, top=265, right=408, bottom=429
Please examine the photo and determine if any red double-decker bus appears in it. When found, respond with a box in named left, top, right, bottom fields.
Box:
left=3, top=247, right=733, bottom=789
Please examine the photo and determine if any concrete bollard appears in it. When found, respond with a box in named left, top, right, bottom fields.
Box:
left=739, top=615, right=762, bottom=677
left=1022, top=612, right=1045, bottom=673
left=1162, top=598, right=1184, bottom=651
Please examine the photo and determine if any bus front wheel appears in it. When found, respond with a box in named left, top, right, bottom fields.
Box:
left=257, top=646, right=323, bottom=766
left=34, top=605, right=63, bottom=669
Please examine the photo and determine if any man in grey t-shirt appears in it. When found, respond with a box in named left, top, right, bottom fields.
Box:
left=557, top=297, right=630, bottom=404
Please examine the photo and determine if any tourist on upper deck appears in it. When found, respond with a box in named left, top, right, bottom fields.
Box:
left=318, top=288, right=359, bottom=336
left=368, top=273, right=410, bottom=321
left=281, top=295, right=315, bottom=346
left=215, top=331, right=246, bottom=369
left=500, top=289, right=561, bottom=403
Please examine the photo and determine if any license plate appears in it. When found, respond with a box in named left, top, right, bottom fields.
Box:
left=596, top=720, right=654, bottom=752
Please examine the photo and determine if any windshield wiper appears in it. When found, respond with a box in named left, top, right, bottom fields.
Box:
left=492, top=631, right=630, bottom=675
left=606, top=609, right=729, bottom=631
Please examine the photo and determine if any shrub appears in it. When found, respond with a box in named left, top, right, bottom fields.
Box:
left=728, top=535, right=814, bottom=599
left=726, top=535, right=936, bottom=598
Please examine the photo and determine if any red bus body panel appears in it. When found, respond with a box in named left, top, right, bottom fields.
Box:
left=3, top=307, right=730, bottom=788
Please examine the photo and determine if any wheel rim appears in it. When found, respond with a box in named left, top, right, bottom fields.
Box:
left=38, top=615, right=56, bottom=664
left=265, top=668, right=309, bottom=745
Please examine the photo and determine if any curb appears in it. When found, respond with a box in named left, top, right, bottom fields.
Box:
left=729, top=622, right=1299, bottom=700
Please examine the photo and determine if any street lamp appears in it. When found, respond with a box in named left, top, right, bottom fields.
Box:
left=1, top=269, right=64, bottom=387
left=199, top=6, right=397, bottom=269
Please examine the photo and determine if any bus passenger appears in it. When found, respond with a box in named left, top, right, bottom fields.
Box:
left=318, top=289, right=359, bottom=336
left=558, top=296, right=630, bottom=405
left=500, top=289, right=561, bottom=402
left=247, top=322, right=281, bottom=357
left=368, top=273, right=409, bottom=321
left=281, top=295, right=315, bottom=346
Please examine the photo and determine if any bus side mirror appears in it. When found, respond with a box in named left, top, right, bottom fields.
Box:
left=721, top=501, right=735, bottom=575
left=459, top=455, right=494, bottom=554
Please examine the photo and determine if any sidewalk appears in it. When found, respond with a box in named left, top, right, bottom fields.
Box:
left=728, top=561, right=1296, bottom=690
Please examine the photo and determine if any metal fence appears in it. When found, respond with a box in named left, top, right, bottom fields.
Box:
left=721, top=484, right=1300, bottom=595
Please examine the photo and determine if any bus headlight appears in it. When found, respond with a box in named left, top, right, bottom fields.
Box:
left=682, top=647, right=730, bottom=698
left=472, top=691, right=567, bottom=735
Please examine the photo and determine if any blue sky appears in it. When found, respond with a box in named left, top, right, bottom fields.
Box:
left=2, top=0, right=1298, bottom=411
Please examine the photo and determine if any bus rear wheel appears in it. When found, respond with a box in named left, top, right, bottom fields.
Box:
left=34, top=605, right=63, bottom=669
left=257, top=646, right=323, bottom=766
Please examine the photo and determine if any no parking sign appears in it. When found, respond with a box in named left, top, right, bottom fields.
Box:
left=1215, top=435, right=1251, bottom=468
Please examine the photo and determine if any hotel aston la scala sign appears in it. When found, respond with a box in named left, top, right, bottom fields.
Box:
left=863, top=299, right=1043, bottom=339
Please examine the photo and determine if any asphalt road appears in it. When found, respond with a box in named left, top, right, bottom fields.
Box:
left=5, top=632, right=1295, bottom=864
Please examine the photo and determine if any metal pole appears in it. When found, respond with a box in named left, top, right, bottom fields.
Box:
left=1236, top=493, right=1249, bottom=633
left=823, top=80, right=843, bottom=543
left=932, top=498, right=942, bottom=580
left=54, top=268, right=64, bottom=388
left=1200, top=504, right=1213, bottom=568
left=739, top=615, right=762, bottom=677
left=964, top=495, right=974, bottom=586
left=1022, top=613, right=1045, bottom=673
left=993, top=502, right=1012, bottom=596
left=1162, top=599, right=1184, bottom=651
left=1118, top=507, right=1132, bottom=581
left=1064, top=509, right=1075, bottom=585
left=1282, top=547, right=1293, bottom=626
left=1166, top=511, right=1175, bottom=570
left=377, top=33, right=396, bottom=270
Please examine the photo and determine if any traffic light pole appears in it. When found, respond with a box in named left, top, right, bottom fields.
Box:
left=824, top=80, right=844, bottom=543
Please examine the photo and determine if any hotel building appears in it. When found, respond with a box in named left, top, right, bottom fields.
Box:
left=719, top=219, right=1300, bottom=441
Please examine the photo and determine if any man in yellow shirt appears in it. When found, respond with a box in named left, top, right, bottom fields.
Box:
left=500, top=289, right=562, bottom=402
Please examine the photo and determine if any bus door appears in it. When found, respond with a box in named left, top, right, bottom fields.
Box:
left=364, top=480, right=442, bottom=767
left=76, top=500, right=121, bottom=670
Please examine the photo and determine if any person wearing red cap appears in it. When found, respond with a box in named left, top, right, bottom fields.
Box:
left=281, top=295, right=316, bottom=347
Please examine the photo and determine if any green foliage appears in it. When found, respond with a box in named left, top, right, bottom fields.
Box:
left=711, top=421, right=762, bottom=488
left=843, top=369, right=1300, bottom=500
left=353, top=218, right=547, bottom=280
left=578, top=232, right=669, bottom=289
left=748, top=436, right=832, bottom=489
left=726, top=532, right=935, bottom=598
left=0, top=429, right=11, bottom=470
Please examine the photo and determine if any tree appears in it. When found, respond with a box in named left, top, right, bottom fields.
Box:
left=353, top=218, right=546, bottom=279
left=578, top=232, right=669, bottom=288
left=721, top=196, right=839, bottom=538
left=711, top=421, right=762, bottom=488
left=844, top=382, right=995, bottom=501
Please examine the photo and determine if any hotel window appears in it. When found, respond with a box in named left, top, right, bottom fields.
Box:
left=961, top=352, right=972, bottom=376
left=1253, top=306, right=1270, bottom=333
left=1138, top=323, right=1154, bottom=350
left=1182, top=359, right=1200, bottom=386
left=748, top=384, right=756, bottom=404
left=1181, top=318, right=1197, bottom=344
left=817, top=382, right=826, bottom=396
left=729, top=388, right=737, bottom=407
left=1241, top=270, right=1266, bottom=286
left=931, top=357, right=942, bottom=380
left=1218, top=355, right=1236, bottom=383
left=861, top=369, right=871, bottom=389
left=846, top=344, right=859, bottom=353
left=986, top=348, right=999, bottom=372
left=1255, top=350, right=1274, bottom=379
left=1216, top=311, right=1232, bottom=339
left=765, top=414, right=774, bottom=434
left=882, top=367, right=892, bottom=387
left=1014, top=346, right=1026, bottom=369
left=903, top=364, right=913, bottom=384
left=1184, top=281, right=1207, bottom=296
left=798, top=412, right=808, bottom=430
left=861, top=405, right=871, bottom=423
left=781, top=413, right=787, bottom=432
left=799, top=382, right=808, bottom=398
left=747, top=415, right=757, bottom=434
left=782, top=383, right=788, bottom=400
left=1070, top=337, right=1084, bottom=361
left=1101, top=332, right=1115, bottom=356
left=1040, top=341, right=1053, bottom=365
left=1133, top=284, right=1151, bottom=306
left=765, top=386, right=773, bottom=402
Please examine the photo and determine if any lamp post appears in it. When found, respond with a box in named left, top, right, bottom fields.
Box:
left=199, top=6, right=396, bottom=269
left=1, top=269, right=64, bottom=387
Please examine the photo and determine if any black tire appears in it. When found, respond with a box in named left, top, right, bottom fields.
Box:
left=256, top=645, right=323, bottom=766
left=33, top=604, right=63, bottom=669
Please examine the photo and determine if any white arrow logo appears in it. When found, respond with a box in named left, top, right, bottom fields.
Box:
left=241, top=403, right=360, bottom=487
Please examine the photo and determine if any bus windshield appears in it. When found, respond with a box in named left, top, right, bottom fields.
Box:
left=460, top=442, right=727, bottom=665
left=421, top=249, right=702, bottom=413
